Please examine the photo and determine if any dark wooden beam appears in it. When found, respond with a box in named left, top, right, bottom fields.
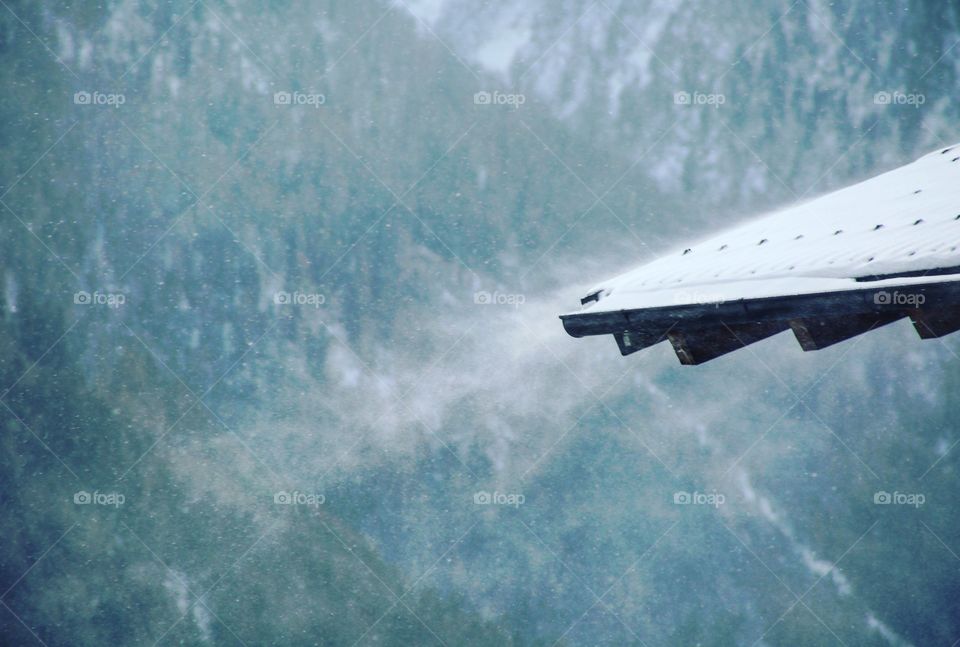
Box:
left=790, top=312, right=904, bottom=351
left=910, top=307, right=960, bottom=339
left=614, top=329, right=672, bottom=356
left=666, top=321, right=789, bottom=365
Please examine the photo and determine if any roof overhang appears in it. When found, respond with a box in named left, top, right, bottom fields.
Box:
left=560, top=144, right=960, bottom=364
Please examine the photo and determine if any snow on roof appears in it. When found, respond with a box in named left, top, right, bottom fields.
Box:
left=561, top=144, right=960, bottom=364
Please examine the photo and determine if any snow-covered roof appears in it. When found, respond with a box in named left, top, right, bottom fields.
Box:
left=561, top=143, right=960, bottom=364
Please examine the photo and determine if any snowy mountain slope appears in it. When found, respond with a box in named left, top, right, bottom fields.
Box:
left=3, top=1, right=960, bottom=645
left=402, top=0, right=960, bottom=210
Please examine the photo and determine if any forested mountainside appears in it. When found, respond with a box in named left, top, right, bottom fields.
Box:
left=2, top=1, right=960, bottom=644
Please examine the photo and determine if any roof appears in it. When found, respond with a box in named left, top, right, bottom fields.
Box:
left=560, top=143, right=960, bottom=364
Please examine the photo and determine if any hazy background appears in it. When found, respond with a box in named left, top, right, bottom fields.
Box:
left=2, top=1, right=960, bottom=645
